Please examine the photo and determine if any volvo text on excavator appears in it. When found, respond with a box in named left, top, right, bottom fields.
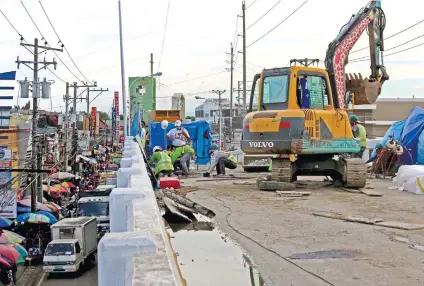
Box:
left=240, top=0, right=389, bottom=188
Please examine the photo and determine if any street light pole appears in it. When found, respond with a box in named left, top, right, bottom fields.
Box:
left=118, top=0, right=128, bottom=137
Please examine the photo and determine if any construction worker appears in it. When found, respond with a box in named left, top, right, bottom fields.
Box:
left=350, top=115, right=367, bottom=158
left=170, top=145, right=195, bottom=177
left=166, top=120, right=190, bottom=147
left=203, top=144, right=238, bottom=177
left=149, top=146, right=174, bottom=179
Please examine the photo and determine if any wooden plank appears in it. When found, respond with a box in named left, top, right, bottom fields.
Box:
left=358, top=188, right=383, bottom=197
left=375, top=221, right=424, bottom=230
left=339, top=187, right=361, bottom=193
left=276, top=191, right=311, bottom=196
left=344, top=216, right=383, bottom=224
left=276, top=193, right=304, bottom=197
left=233, top=181, right=255, bottom=186
left=312, top=212, right=346, bottom=220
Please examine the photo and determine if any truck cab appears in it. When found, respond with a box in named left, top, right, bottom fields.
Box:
left=77, top=186, right=114, bottom=239
left=43, top=239, right=82, bottom=273
left=43, top=217, right=97, bottom=274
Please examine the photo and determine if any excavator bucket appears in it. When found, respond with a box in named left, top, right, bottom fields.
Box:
left=345, top=73, right=381, bottom=105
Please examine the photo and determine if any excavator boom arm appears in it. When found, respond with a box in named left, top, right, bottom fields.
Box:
left=325, top=0, right=388, bottom=108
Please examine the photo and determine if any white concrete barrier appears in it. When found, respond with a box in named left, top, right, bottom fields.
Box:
left=98, top=138, right=184, bottom=286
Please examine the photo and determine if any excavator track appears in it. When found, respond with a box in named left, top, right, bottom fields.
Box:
left=271, top=158, right=292, bottom=183
left=342, top=158, right=367, bottom=188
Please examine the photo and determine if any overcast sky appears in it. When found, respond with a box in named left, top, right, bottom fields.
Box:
left=1, top=0, right=423, bottom=116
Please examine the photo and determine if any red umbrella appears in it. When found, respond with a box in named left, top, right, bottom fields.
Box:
left=0, top=256, right=11, bottom=269
left=0, top=245, right=20, bottom=263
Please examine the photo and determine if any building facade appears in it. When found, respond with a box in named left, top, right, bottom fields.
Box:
left=128, top=77, right=156, bottom=122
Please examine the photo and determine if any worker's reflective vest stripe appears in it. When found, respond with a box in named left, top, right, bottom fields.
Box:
left=356, top=124, right=367, bottom=148
left=228, top=154, right=238, bottom=164
left=155, top=152, right=173, bottom=175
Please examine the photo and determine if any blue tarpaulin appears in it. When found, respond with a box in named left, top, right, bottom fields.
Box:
left=369, top=106, right=424, bottom=165
left=149, top=120, right=211, bottom=165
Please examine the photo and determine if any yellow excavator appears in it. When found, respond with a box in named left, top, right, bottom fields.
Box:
left=241, top=0, right=389, bottom=188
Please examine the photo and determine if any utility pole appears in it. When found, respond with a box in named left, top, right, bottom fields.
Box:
left=238, top=81, right=242, bottom=116
left=230, top=43, right=234, bottom=141
left=242, top=0, right=247, bottom=115
left=150, top=53, right=154, bottom=77
left=16, top=38, right=62, bottom=212
left=37, top=135, right=44, bottom=203
left=211, top=90, right=226, bottom=151
left=63, top=83, right=70, bottom=172
left=72, top=82, right=77, bottom=175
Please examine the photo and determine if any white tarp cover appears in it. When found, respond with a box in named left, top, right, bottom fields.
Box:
left=392, top=165, right=424, bottom=195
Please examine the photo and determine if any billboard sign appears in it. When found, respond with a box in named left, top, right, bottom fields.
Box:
left=0, top=147, right=12, bottom=187
left=91, top=107, right=97, bottom=134
left=114, top=92, right=119, bottom=138
left=78, top=130, right=90, bottom=151
left=0, top=189, right=16, bottom=218
left=95, top=113, right=100, bottom=136
left=111, top=107, right=116, bottom=141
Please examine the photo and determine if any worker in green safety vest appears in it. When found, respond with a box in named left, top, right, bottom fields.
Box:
left=149, top=146, right=174, bottom=179
left=203, top=144, right=238, bottom=177
left=170, top=145, right=195, bottom=177
left=350, top=115, right=367, bottom=158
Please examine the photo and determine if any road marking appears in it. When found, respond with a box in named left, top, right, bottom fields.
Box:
left=36, top=272, right=46, bottom=286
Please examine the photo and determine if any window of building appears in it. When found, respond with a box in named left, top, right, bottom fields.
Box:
left=0, top=110, right=10, bottom=127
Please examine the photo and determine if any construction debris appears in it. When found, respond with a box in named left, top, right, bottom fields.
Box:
left=163, top=197, right=192, bottom=223
left=233, top=181, right=255, bottom=186
left=276, top=191, right=310, bottom=197
left=312, top=211, right=424, bottom=230
left=163, top=191, right=215, bottom=218
left=257, top=179, right=296, bottom=191
left=358, top=188, right=383, bottom=196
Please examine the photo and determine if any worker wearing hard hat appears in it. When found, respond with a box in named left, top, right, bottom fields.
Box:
left=166, top=120, right=190, bottom=147
left=350, top=115, right=367, bottom=158
left=149, top=146, right=174, bottom=179
left=203, top=144, right=238, bottom=177
left=171, top=144, right=195, bottom=177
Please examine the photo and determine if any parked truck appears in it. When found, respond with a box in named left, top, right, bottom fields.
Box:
left=43, top=217, right=97, bottom=274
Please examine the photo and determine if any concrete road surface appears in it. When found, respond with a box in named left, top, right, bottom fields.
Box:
left=37, top=260, right=97, bottom=286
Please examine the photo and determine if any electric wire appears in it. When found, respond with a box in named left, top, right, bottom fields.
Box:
left=38, top=0, right=92, bottom=84
left=350, top=41, right=424, bottom=62
left=157, top=0, right=171, bottom=73
left=246, top=0, right=281, bottom=30
left=350, top=19, right=424, bottom=54
left=350, top=34, right=424, bottom=61
left=20, top=1, right=83, bottom=84
left=0, top=9, right=24, bottom=39
left=246, top=0, right=257, bottom=9
left=246, top=0, right=309, bottom=49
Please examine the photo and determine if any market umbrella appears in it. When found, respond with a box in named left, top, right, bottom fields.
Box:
left=16, top=213, right=56, bottom=224
left=52, top=184, right=70, bottom=193
left=0, top=245, right=20, bottom=263
left=35, top=211, right=57, bottom=223
left=12, top=244, right=27, bottom=264
left=62, top=182, right=76, bottom=188
left=49, top=172, right=75, bottom=180
left=0, top=230, right=25, bottom=244
left=0, top=256, right=12, bottom=269
left=44, top=202, right=61, bottom=212
left=22, top=196, right=48, bottom=203
left=17, top=199, right=52, bottom=212
left=0, top=218, right=13, bottom=228
left=17, top=206, right=31, bottom=213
